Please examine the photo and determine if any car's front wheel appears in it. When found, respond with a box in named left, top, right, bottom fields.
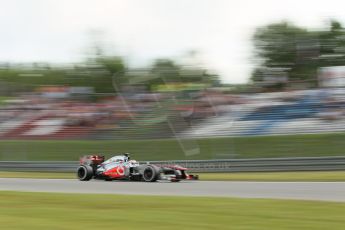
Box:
left=142, top=165, right=159, bottom=182
left=77, top=165, right=94, bottom=181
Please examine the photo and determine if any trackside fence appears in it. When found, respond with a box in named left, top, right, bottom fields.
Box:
left=1, top=156, right=345, bottom=173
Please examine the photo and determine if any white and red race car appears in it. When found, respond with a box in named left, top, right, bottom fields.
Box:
left=77, top=154, right=198, bottom=182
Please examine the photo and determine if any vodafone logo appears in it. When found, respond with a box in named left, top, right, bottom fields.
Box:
left=116, top=166, right=125, bottom=176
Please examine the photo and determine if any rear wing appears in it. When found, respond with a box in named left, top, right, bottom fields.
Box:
left=79, top=155, right=105, bottom=165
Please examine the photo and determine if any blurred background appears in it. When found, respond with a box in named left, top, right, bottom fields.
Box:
left=0, top=0, right=344, bottom=161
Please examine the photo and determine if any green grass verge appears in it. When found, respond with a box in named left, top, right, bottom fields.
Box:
left=0, top=171, right=75, bottom=179
left=199, top=171, right=345, bottom=182
left=1, top=171, right=345, bottom=181
left=0, top=133, right=344, bottom=161
left=0, top=96, right=11, bottom=106
left=0, top=191, right=344, bottom=230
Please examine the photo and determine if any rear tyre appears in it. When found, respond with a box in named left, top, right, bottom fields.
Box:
left=142, top=165, right=159, bottom=182
left=77, top=165, right=94, bottom=181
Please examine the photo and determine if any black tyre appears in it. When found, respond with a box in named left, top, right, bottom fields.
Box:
left=77, top=165, right=94, bottom=181
left=142, top=165, right=159, bottom=182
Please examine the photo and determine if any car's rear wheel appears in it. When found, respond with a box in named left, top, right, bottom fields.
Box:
left=77, top=165, right=94, bottom=181
left=142, top=165, right=159, bottom=182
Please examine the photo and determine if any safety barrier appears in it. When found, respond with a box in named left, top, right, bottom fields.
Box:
left=1, top=156, right=345, bottom=173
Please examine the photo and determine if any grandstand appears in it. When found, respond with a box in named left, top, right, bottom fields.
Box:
left=179, top=89, right=345, bottom=138
left=0, top=89, right=343, bottom=140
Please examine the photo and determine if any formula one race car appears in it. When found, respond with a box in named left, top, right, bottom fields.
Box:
left=77, top=153, right=198, bottom=182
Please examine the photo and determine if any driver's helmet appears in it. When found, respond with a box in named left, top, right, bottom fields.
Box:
left=124, top=153, right=130, bottom=162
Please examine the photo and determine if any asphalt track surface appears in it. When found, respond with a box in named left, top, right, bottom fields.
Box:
left=1, top=178, right=345, bottom=202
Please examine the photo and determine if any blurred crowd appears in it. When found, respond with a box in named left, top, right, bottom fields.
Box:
left=0, top=85, right=344, bottom=139
left=0, top=87, right=241, bottom=139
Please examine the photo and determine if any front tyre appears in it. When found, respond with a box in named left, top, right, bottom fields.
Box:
left=77, top=165, right=94, bottom=181
left=142, top=165, right=159, bottom=182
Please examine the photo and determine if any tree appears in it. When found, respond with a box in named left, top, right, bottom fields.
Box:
left=95, top=56, right=125, bottom=75
left=252, top=22, right=316, bottom=85
left=150, top=57, right=219, bottom=87
left=318, top=20, right=345, bottom=67
left=251, top=20, right=345, bottom=88
left=150, top=59, right=180, bottom=84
